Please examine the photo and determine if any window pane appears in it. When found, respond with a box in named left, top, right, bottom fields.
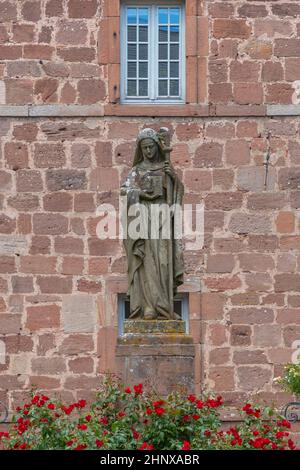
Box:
left=170, top=79, right=179, bottom=96
left=127, top=8, right=137, bottom=24
left=139, top=25, right=148, bottom=42
left=170, top=62, right=179, bottom=78
left=159, top=80, right=168, bottom=96
left=139, top=44, right=148, bottom=60
left=138, top=8, right=148, bottom=25
left=127, top=25, right=136, bottom=42
left=127, top=80, right=137, bottom=96
left=159, top=44, right=168, bottom=60
left=159, top=62, right=168, bottom=78
left=139, top=80, right=148, bottom=96
left=139, top=62, right=148, bottom=78
left=128, top=43, right=137, bottom=60
left=170, top=8, right=179, bottom=25
left=158, top=8, right=168, bottom=24
left=170, top=44, right=179, bottom=60
left=159, top=25, right=168, bottom=42
left=127, top=62, right=136, bottom=78
left=170, top=25, right=179, bottom=42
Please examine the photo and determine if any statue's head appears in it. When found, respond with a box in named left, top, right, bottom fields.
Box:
left=132, top=128, right=165, bottom=166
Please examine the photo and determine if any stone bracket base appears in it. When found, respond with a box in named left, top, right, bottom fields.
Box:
left=116, top=321, right=195, bottom=395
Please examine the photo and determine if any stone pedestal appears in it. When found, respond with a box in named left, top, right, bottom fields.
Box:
left=116, top=320, right=195, bottom=395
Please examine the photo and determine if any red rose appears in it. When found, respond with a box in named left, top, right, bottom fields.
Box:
left=153, top=400, right=164, bottom=407
left=85, top=415, right=92, bottom=422
left=96, top=440, right=104, bottom=448
left=277, top=419, right=291, bottom=429
left=31, top=395, right=39, bottom=404
left=77, top=400, right=86, bottom=408
left=155, top=407, right=165, bottom=416
left=182, top=441, right=191, bottom=450
left=288, top=439, right=296, bottom=450
left=125, top=388, right=132, bottom=394
left=62, top=405, right=74, bottom=415
left=77, top=424, right=87, bottom=431
left=134, top=384, right=143, bottom=395
left=196, top=400, right=204, bottom=409
left=188, top=394, right=196, bottom=403
left=47, top=403, right=55, bottom=410
left=74, top=444, right=87, bottom=450
left=146, top=408, right=153, bottom=415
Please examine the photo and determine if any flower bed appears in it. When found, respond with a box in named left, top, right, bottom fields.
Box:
left=0, top=378, right=297, bottom=450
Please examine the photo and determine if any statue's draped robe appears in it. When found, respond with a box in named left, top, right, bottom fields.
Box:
left=121, top=162, right=184, bottom=319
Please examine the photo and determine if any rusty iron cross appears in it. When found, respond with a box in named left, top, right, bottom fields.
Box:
left=264, top=131, right=271, bottom=189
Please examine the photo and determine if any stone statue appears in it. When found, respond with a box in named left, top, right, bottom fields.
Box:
left=121, top=127, right=184, bottom=320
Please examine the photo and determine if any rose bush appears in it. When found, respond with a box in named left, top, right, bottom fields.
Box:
left=276, top=362, right=300, bottom=397
left=0, top=378, right=297, bottom=450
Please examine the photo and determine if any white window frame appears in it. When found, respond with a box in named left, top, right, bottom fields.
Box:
left=120, top=0, right=185, bottom=104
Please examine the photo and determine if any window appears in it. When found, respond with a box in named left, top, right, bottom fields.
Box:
left=118, top=293, right=189, bottom=335
left=121, top=2, right=185, bottom=104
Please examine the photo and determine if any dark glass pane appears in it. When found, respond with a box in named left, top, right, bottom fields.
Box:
left=139, top=62, right=148, bottom=78
left=127, top=62, right=136, bottom=78
left=170, top=62, right=179, bottom=78
left=170, top=8, right=179, bottom=25
left=128, top=44, right=137, bottom=60
left=127, top=80, right=136, bottom=96
left=170, top=79, right=179, bottom=96
left=139, top=44, right=148, bottom=60
left=170, top=25, right=179, bottom=42
left=159, top=25, right=168, bottom=42
left=125, top=298, right=130, bottom=318
left=170, top=44, right=179, bottom=60
left=127, top=25, right=136, bottom=42
left=159, top=43, right=168, bottom=60
left=159, top=80, right=168, bottom=96
left=174, top=299, right=182, bottom=316
left=127, top=8, right=137, bottom=24
left=159, top=62, right=168, bottom=78
left=138, top=8, right=148, bottom=24
left=139, top=25, right=148, bottom=42
left=158, top=8, right=168, bottom=24
left=139, top=80, right=148, bottom=96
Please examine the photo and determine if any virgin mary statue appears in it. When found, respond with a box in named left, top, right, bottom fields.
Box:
left=121, top=128, right=184, bottom=320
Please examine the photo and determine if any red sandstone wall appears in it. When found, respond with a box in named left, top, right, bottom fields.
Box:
left=0, top=0, right=300, bottom=417
left=0, top=0, right=299, bottom=106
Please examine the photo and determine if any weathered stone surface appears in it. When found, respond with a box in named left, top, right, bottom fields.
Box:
left=62, top=295, right=96, bottom=333
left=116, top=335, right=195, bottom=394
left=0, top=235, right=27, bottom=255
left=123, top=320, right=186, bottom=335
left=237, top=167, right=276, bottom=192
left=229, top=213, right=272, bottom=234
left=46, top=169, right=87, bottom=191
